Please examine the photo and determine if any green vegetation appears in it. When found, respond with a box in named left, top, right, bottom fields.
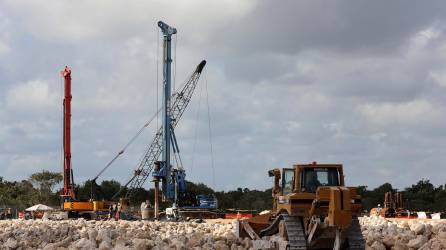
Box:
left=0, top=171, right=445, bottom=213
left=0, top=170, right=63, bottom=209
left=215, top=188, right=272, bottom=212
left=29, top=170, right=63, bottom=205
left=358, top=179, right=446, bottom=212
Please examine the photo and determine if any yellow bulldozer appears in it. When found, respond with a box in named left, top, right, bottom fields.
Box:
left=237, top=162, right=365, bottom=250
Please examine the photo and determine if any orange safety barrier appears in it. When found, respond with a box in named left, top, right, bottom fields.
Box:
left=225, top=213, right=253, bottom=219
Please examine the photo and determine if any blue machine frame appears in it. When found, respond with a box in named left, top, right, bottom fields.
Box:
left=152, top=21, right=187, bottom=205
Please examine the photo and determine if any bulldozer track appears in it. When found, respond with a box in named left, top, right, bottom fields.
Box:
left=283, top=214, right=307, bottom=250
left=346, top=216, right=365, bottom=250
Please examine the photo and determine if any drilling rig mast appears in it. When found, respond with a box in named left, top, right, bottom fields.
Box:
left=61, top=66, right=76, bottom=201
left=60, top=67, right=124, bottom=218
left=110, top=21, right=214, bottom=219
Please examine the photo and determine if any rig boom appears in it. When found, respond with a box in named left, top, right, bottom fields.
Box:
left=120, top=60, right=206, bottom=199
left=61, top=66, right=76, bottom=200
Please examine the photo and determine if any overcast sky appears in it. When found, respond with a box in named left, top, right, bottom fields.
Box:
left=1, top=1, right=445, bottom=191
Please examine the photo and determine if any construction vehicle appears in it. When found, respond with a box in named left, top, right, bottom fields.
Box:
left=81, top=21, right=217, bottom=219
left=59, top=67, right=128, bottom=219
left=59, top=20, right=217, bottom=219
left=237, top=162, right=365, bottom=250
left=370, top=191, right=409, bottom=218
left=117, top=21, right=218, bottom=219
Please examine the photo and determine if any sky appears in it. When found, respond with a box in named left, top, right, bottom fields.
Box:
left=0, top=1, right=446, bottom=191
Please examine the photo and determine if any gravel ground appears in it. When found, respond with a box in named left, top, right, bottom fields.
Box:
left=1, top=216, right=445, bottom=249
left=360, top=216, right=446, bottom=250
left=0, top=219, right=250, bottom=250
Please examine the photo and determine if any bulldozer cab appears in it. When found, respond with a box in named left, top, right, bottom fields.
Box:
left=275, top=163, right=345, bottom=196
left=301, top=167, right=341, bottom=193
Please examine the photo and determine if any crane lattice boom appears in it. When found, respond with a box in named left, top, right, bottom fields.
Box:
left=123, top=60, right=206, bottom=198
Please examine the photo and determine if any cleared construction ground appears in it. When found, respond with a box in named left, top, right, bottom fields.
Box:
left=0, top=216, right=444, bottom=249
left=0, top=219, right=239, bottom=250
left=360, top=216, right=446, bottom=250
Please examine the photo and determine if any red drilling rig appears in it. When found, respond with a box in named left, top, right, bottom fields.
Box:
left=59, top=66, right=123, bottom=219
left=61, top=66, right=76, bottom=201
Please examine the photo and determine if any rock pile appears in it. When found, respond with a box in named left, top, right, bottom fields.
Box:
left=0, top=219, right=252, bottom=250
left=2, top=216, right=444, bottom=249
left=360, top=216, right=446, bottom=250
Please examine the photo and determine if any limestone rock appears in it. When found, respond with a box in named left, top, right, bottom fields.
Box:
left=391, top=242, right=408, bottom=250
left=407, top=235, right=428, bottom=249
left=4, top=238, right=18, bottom=249
left=370, top=241, right=386, bottom=250
left=382, top=235, right=395, bottom=248
left=438, top=231, right=446, bottom=239
left=74, top=238, right=95, bottom=250
left=2, top=215, right=442, bottom=250
left=98, top=241, right=112, bottom=250
left=410, top=223, right=425, bottom=235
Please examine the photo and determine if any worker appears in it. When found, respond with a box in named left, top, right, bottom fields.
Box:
left=108, top=205, right=113, bottom=220
left=111, top=204, right=117, bottom=220
left=115, top=203, right=121, bottom=220
left=306, top=171, right=321, bottom=192
left=6, top=208, right=12, bottom=219
left=377, top=204, right=382, bottom=216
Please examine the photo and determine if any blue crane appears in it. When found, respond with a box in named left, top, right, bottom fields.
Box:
left=108, top=21, right=212, bottom=218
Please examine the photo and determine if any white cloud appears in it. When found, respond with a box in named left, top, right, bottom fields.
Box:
left=6, top=80, right=58, bottom=111
left=0, top=41, right=10, bottom=56
left=429, top=71, right=446, bottom=88
left=358, top=99, right=440, bottom=127
left=2, top=0, right=256, bottom=43
left=1, top=1, right=446, bottom=191
left=409, top=27, right=442, bottom=53
left=1, top=153, right=60, bottom=180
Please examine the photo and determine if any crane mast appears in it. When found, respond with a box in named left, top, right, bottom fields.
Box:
left=107, top=21, right=207, bottom=219
left=61, top=66, right=76, bottom=200
left=159, top=20, right=175, bottom=198
left=116, top=22, right=206, bottom=202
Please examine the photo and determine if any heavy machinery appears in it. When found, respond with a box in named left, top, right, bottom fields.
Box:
left=101, top=21, right=218, bottom=219
left=370, top=191, right=408, bottom=218
left=60, top=66, right=75, bottom=202
left=120, top=21, right=217, bottom=219
left=59, top=67, right=128, bottom=218
left=59, top=20, right=217, bottom=219
left=237, top=162, right=365, bottom=250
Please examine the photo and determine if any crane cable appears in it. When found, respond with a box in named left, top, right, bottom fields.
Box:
left=93, top=32, right=190, bottom=184
left=189, top=69, right=216, bottom=189
left=204, top=70, right=216, bottom=189
left=92, top=109, right=161, bottom=181
left=190, top=76, right=204, bottom=175
left=156, top=28, right=160, bottom=129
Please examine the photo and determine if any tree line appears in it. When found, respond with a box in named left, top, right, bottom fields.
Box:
left=357, top=179, right=446, bottom=212
left=0, top=170, right=445, bottom=213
